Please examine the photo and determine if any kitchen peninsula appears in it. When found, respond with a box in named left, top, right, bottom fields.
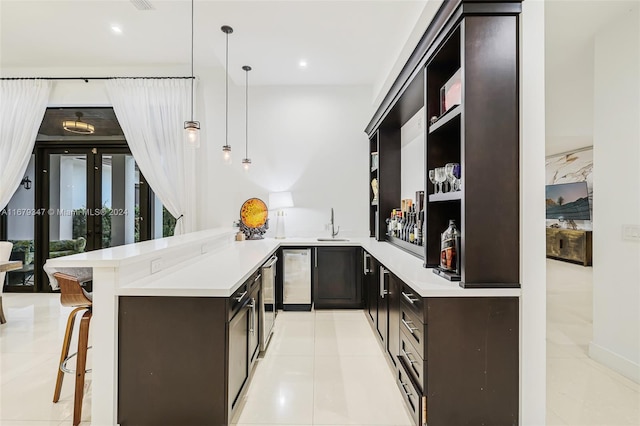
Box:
left=45, top=228, right=520, bottom=426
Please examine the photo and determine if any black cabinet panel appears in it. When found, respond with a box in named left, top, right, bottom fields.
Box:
left=387, top=272, right=401, bottom=365
left=313, top=247, right=362, bottom=309
left=228, top=304, right=249, bottom=411
left=118, top=297, right=228, bottom=426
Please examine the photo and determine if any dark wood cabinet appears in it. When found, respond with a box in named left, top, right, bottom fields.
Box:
left=228, top=299, right=250, bottom=411
left=117, top=269, right=263, bottom=426
left=377, top=265, right=389, bottom=343
left=364, top=252, right=379, bottom=327
left=546, top=228, right=592, bottom=266
left=313, top=247, right=362, bottom=309
left=364, top=0, right=522, bottom=289
left=387, top=272, right=401, bottom=365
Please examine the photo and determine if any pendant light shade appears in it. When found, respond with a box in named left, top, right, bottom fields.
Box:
left=242, top=65, right=252, bottom=171
left=221, top=25, right=233, bottom=163
left=184, top=0, right=200, bottom=148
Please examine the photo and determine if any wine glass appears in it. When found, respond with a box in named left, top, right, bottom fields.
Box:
left=445, top=163, right=456, bottom=193
left=435, top=167, right=446, bottom=193
left=428, top=169, right=437, bottom=194
left=453, top=163, right=461, bottom=191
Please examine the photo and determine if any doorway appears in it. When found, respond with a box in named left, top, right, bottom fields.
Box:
left=1, top=107, right=174, bottom=292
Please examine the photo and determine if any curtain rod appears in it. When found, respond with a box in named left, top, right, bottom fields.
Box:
left=0, top=76, right=195, bottom=82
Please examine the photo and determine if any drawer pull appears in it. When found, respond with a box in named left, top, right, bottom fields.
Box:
left=235, top=291, right=248, bottom=302
left=402, top=348, right=416, bottom=364
left=402, top=291, right=419, bottom=304
left=400, top=381, right=413, bottom=397
left=402, top=318, right=418, bottom=334
left=253, top=274, right=262, bottom=283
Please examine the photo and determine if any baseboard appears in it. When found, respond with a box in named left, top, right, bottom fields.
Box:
left=589, top=341, right=640, bottom=384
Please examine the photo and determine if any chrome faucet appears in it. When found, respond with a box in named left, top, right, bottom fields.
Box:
left=331, top=208, right=340, bottom=238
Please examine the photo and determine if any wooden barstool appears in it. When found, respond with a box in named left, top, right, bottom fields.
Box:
left=53, top=272, right=92, bottom=426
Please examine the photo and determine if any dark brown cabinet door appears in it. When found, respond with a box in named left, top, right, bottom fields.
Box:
left=387, top=272, right=401, bottom=365
left=377, top=265, right=389, bottom=343
left=366, top=254, right=379, bottom=328
left=313, top=247, right=362, bottom=309
left=248, top=284, right=260, bottom=367
left=228, top=304, right=249, bottom=411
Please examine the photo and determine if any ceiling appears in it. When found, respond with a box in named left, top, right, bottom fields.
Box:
left=0, top=0, right=428, bottom=86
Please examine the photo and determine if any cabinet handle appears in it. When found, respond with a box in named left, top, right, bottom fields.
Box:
left=380, top=267, right=389, bottom=298
left=402, top=318, right=418, bottom=334
left=400, top=381, right=413, bottom=398
left=315, top=249, right=318, bottom=268
left=235, top=291, right=247, bottom=302
left=253, top=274, right=262, bottom=283
left=363, top=252, right=371, bottom=274
left=402, top=291, right=418, bottom=304
left=249, top=298, right=256, bottom=335
left=402, top=348, right=416, bottom=364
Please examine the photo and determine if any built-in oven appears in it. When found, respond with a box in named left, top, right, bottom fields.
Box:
left=260, top=255, right=277, bottom=351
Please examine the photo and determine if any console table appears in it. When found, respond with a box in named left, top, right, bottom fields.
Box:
left=546, top=228, right=593, bottom=266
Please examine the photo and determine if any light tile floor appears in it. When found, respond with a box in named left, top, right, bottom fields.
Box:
left=546, top=259, right=640, bottom=425
left=231, top=309, right=413, bottom=426
left=2, top=262, right=639, bottom=425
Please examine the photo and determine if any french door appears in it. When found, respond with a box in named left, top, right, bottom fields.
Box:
left=31, top=144, right=153, bottom=291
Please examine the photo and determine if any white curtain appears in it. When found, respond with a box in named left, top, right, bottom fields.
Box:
left=0, top=79, right=51, bottom=210
left=105, top=78, right=196, bottom=235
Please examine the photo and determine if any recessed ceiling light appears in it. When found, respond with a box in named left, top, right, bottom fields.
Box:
left=299, top=60, right=308, bottom=69
left=111, top=25, right=123, bottom=34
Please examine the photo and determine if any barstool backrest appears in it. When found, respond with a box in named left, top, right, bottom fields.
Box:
left=0, top=241, right=13, bottom=291
left=53, top=272, right=92, bottom=308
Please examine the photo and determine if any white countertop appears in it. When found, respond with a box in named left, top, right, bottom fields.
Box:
left=45, top=229, right=521, bottom=298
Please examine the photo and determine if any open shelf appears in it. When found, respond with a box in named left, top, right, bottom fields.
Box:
left=428, top=191, right=462, bottom=202
left=387, top=236, right=424, bottom=258
left=371, top=200, right=378, bottom=206
left=428, top=104, right=461, bottom=134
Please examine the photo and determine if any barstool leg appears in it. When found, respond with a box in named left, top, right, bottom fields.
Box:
left=54, top=307, right=85, bottom=403
left=73, top=310, right=91, bottom=426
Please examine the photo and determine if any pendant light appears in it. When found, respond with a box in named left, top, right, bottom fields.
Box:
left=63, top=112, right=95, bottom=134
left=241, top=65, right=252, bottom=171
left=221, top=25, right=233, bottom=163
left=184, top=0, right=200, bottom=148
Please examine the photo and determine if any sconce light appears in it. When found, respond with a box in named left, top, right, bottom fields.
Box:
left=21, top=176, right=32, bottom=190
left=269, top=191, right=294, bottom=239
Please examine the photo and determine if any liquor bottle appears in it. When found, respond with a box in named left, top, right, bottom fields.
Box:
left=389, top=210, right=396, bottom=237
left=439, top=219, right=460, bottom=274
left=416, top=210, right=423, bottom=246
left=409, top=208, right=416, bottom=243
left=397, top=211, right=403, bottom=239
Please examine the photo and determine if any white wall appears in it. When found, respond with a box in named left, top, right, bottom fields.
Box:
left=591, top=6, right=640, bottom=383
left=200, top=83, right=371, bottom=238
left=520, top=1, right=548, bottom=423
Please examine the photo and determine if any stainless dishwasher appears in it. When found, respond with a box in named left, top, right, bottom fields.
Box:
left=260, top=255, right=277, bottom=351
left=282, top=248, right=312, bottom=311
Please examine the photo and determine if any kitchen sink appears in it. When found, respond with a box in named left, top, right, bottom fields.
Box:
left=317, top=238, right=349, bottom=241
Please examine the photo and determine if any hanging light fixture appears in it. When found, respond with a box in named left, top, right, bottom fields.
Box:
left=221, top=25, right=233, bottom=163
left=63, top=112, right=95, bottom=135
left=241, top=65, right=252, bottom=171
left=184, top=0, right=200, bottom=148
